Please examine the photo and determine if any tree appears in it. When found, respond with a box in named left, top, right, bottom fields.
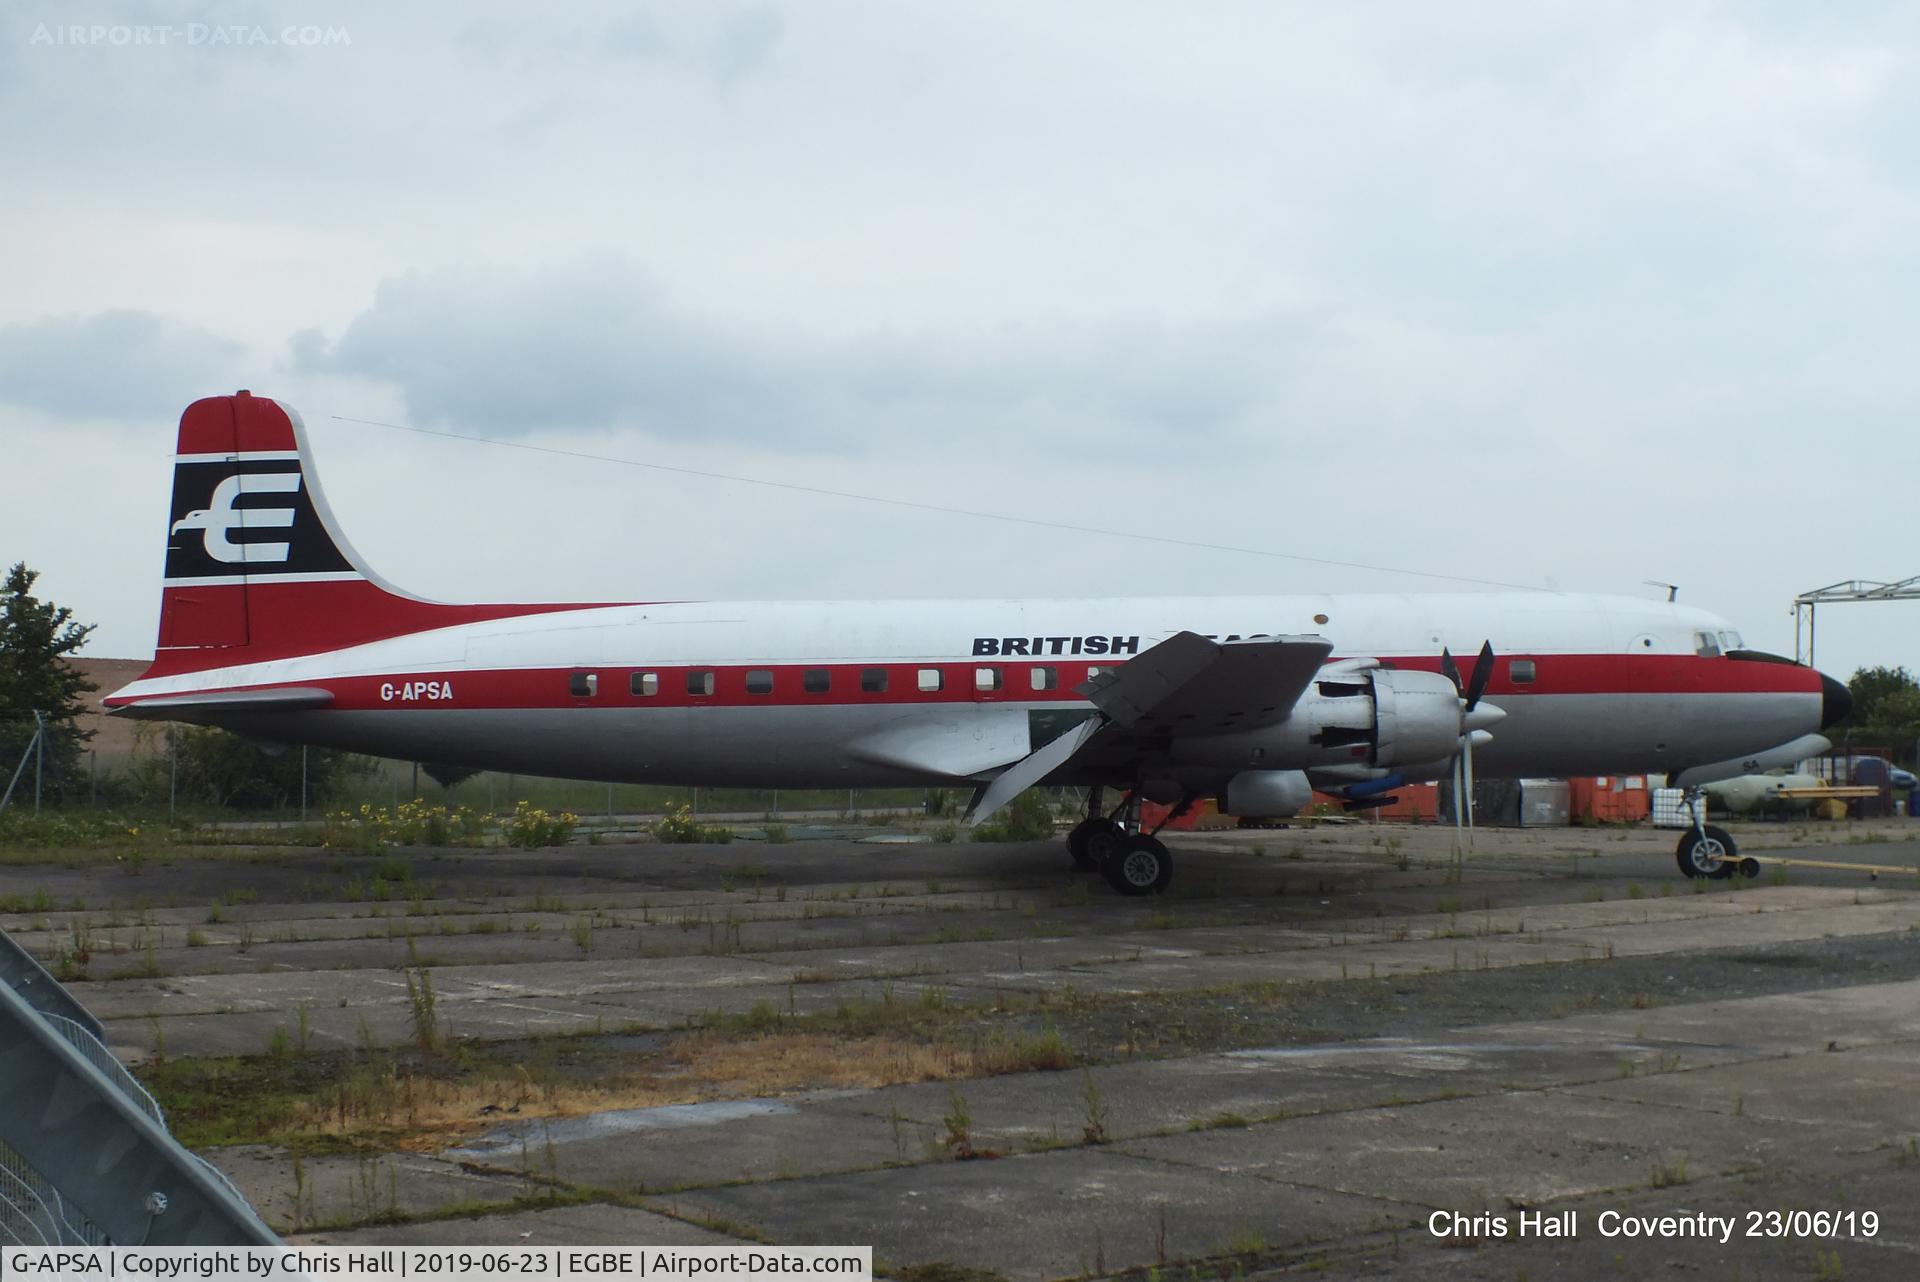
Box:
left=1835, top=666, right=1920, bottom=765
left=127, top=725, right=377, bottom=812
left=0, top=562, right=96, bottom=802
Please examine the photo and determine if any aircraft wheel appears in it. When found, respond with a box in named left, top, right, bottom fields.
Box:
left=1069, top=818, right=1124, bottom=870
left=1103, top=833, right=1173, bottom=896
left=1676, top=825, right=1737, bottom=880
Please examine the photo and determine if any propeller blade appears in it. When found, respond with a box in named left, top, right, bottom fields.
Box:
left=1463, top=733, right=1476, bottom=848
left=1440, top=647, right=1463, bottom=695
left=1452, top=750, right=1464, bottom=844
left=1463, top=640, right=1496, bottom=711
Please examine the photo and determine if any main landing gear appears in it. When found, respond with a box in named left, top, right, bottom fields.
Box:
left=1065, top=786, right=1174, bottom=896
left=1674, top=789, right=1761, bottom=881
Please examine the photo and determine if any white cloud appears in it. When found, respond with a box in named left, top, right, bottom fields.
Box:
left=291, top=256, right=1322, bottom=447
left=0, top=309, right=248, bottom=417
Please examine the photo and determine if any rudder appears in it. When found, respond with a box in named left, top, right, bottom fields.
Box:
left=161, top=392, right=363, bottom=651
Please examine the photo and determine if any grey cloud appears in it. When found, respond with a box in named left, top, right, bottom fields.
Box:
left=293, top=258, right=1321, bottom=447
left=0, top=309, right=248, bottom=418
left=709, top=6, right=783, bottom=87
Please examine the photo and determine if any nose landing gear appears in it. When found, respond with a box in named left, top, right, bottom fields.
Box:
left=1675, top=790, right=1759, bottom=880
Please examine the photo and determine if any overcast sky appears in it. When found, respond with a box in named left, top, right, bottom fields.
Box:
left=5, top=1, right=1919, bottom=679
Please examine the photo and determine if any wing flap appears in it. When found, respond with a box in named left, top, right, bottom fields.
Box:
left=964, top=716, right=1105, bottom=825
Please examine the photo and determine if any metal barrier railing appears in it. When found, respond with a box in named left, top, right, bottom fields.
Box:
left=0, top=928, right=278, bottom=1246
left=41, top=1013, right=167, bottom=1127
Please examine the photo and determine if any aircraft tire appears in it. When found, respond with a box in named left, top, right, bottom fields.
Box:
left=1069, top=818, right=1124, bottom=870
left=1675, top=825, right=1737, bottom=880
left=1103, top=833, right=1173, bottom=896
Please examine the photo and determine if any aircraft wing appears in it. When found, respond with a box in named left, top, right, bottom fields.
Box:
left=1079, top=632, right=1335, bottom=733
left=967, top=632, right=1333, bottom=824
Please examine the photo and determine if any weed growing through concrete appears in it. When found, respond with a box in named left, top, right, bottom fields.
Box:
left=1081, top=1069, right=1108, bottom=1145
left=942, top=1087, right=975, bottom=1159
left=406, top=968, right=441, bottom=1062
left=1649, top=1154, right=1690, bottom=1187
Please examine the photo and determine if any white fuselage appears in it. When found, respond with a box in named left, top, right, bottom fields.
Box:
left=112, top=591, right=1823, bottom=791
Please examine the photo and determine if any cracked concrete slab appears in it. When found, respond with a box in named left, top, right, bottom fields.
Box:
left=1117, top=1089, right=1794, bottom=1211
left=643, top=1148, right=1409, bottom=1281
left=444, top=1095, right=939, bottom=1192
left=205, top=1146, right=528, bottom=1234
left=300, top=1203, right=751, bottom=1247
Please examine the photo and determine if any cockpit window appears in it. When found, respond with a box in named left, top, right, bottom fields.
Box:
left=1694, top=632, right=1722, bottom=658
left=1721, top=631, right=1743, bottom=651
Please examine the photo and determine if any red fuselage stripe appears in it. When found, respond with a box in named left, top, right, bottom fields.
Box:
left=108, top=653, right=1824, bottom=713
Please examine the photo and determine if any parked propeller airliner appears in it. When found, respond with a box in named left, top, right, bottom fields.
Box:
left=107, top=393, right=1852, bottom=893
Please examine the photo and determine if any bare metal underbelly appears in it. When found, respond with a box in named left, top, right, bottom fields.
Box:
left=204, top=689, right=1821, bottom=790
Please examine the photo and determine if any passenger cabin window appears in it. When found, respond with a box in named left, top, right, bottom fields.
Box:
left=1087, top=665, right=1116, bottom=680
left=631, top=672, right=658, bottom=697
left=1509, top=659, right=1536, bottom=685
left=569, top=672, right=598, bottom=698
left=860, top=667, right=888, bottom=693
left=745, top=669, right=774, bottom=695
left=687, top=670, right=716, bottom=696
left=1693, top=632, right=1722, bottom=658
left=804, top=668, right=831, bottom=694
left=918, top=668, right=944, bottom=693
left=975, top=666, right=1002, bottom=692
left=1031, top=666, right=1058, bottom=691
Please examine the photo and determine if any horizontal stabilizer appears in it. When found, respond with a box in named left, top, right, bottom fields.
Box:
left=109, top=687, right=335, bottom=718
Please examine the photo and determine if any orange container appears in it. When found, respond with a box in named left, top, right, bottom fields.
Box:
left=1139, top=797, right=1221, bottom=831
left=1568, top=776, right=1650, bottom=823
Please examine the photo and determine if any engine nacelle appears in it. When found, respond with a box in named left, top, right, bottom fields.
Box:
left=1223, top=769, right=1314, bottom=818
left=1370, top=668, right=1465, bottom=768
left=1169, top=665, right=1464, bottom=773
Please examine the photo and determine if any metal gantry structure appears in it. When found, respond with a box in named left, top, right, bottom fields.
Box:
left=1793, top=577, right=1920, bottom=667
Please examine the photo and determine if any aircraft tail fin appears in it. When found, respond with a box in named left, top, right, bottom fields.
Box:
left=142, top=392, right=592, bottom=680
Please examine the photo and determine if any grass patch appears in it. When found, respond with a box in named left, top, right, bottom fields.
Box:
left=139, top=1008, right=1079, bottom=1153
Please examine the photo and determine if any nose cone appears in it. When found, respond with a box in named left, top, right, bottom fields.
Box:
left=1820, top=673, right=1852, bottom=729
